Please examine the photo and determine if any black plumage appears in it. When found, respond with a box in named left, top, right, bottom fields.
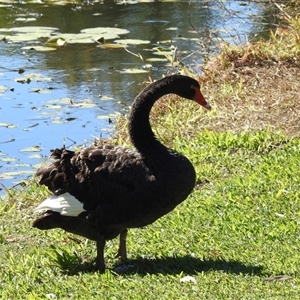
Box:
left=32, top=75, right=211, bottom=272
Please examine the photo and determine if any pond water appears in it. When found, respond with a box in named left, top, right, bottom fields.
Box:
left=0, top=0, right=278, bottom=194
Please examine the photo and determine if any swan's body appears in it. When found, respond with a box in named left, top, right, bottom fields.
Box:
left=33, top=75, right=211, bottom=272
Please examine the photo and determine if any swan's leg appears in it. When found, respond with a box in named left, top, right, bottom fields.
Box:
left=116, top=229, right=128, bottom=259
left=96, top=235, right=106, bottom=273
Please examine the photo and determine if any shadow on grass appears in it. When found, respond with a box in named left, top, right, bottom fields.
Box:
left=54, top=254, right=263, bottom=276
left=113, top=256, right=263, bottom=276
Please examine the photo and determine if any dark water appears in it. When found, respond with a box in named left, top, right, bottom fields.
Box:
left=0, top=0, right=278, bottom=194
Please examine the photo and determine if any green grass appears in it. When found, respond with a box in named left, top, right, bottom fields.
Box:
left=1, top=5, right=300, bottom=297
left=1, top=129, right=299, bottom=299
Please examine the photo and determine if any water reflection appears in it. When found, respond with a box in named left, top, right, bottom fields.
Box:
left=0, top=1, right=278, bottom=194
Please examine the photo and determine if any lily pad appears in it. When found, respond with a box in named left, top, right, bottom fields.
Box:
left=0, top=170, right=35, bottom=180
left=99, top=95, right=114, bottom=101
left=57, top=30, right=129, bottom=44
left=146, top=57, right=168, bottom=62
left=81, top=27, right=130, bottom=36
left=97, top=43, right=125, bottom=49
left=59, top=97, right=74, bottom=104
left=46, top=37, right=66, bottom=47
left=19, top=146, right=41, bottom=152
left=55, top=27, right=130, bottom=44
left=7, top=34, right=43, bottom=42
left=15, top=163, right=31, bottom=167
left=0, top=85, right=8, bottom=94
left=15, top=17, right=37, bottom=23
left=86, top=67, right=102, bottom=72
left=0, top=157, right=18, bottom=162
left=14, top=77, right=31, bottom=84
left=0, top=26, right=58, bottom=33
left=22, top=45, right=57, bottom=52
left=25, top=73, right=53, bottom=82
left=51, top=117, right=64, bottom=124
left=71, top=99, right=97, bottom=108
left=97, top=115, right=109, bottom=120
left=0, top=26, right=130, bottom=45
left=115, top=39, right=150, bottom=45
left=44, top=104, right=63, bottom=110
left=46, top=97, right=73, bottom=105
left=54, top=33, right=99, bottom=44
left=29, top=154, right=43, bottom=159
left=108, top=112, right=121, bottom=118
left=118, top=68, right=149, bottom=74
left=0, top=26, right=58, bottom=43
left=0, top=122, right=17, bottom=128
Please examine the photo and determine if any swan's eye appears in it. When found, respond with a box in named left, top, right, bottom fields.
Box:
left=190, top=85, right=198, bottom=92
left=190, top=85, right=200, bottom=96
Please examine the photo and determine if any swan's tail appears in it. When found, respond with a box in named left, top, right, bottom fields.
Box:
left=34, top=192, right=85, bottom=217
left=35, top=148, right=86, bottom=216
left=32, top=194, right=96, bottom=240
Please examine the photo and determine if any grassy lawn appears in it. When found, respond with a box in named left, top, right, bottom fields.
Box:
left=1, top=6, right=300, bottom=300
left=0, top=129, right=299, bottom=299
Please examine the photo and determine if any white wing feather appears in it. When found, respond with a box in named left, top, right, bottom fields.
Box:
left=34, top=192, right=85, bottom=216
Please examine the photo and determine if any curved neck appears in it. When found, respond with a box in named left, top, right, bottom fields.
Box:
left=129, top=80, right=173, bottom=159
left=128, top=76, right=197, bottom=197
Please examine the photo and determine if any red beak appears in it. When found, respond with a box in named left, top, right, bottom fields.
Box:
left=194, top=87, right=211, bottom=110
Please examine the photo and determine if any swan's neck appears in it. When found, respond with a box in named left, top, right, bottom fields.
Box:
left=128, top=79, right=196, bottom=196
left=129, top=81, right=172, bottom=158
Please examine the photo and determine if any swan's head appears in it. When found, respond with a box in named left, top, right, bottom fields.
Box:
left=172, top=75, right=211, bottom=110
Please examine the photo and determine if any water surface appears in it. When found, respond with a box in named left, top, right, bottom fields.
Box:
left=0, top=0, right=278, bottom=194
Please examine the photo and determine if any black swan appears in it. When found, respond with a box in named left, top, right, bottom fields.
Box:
left=33, top=75, right=211, bottom=272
